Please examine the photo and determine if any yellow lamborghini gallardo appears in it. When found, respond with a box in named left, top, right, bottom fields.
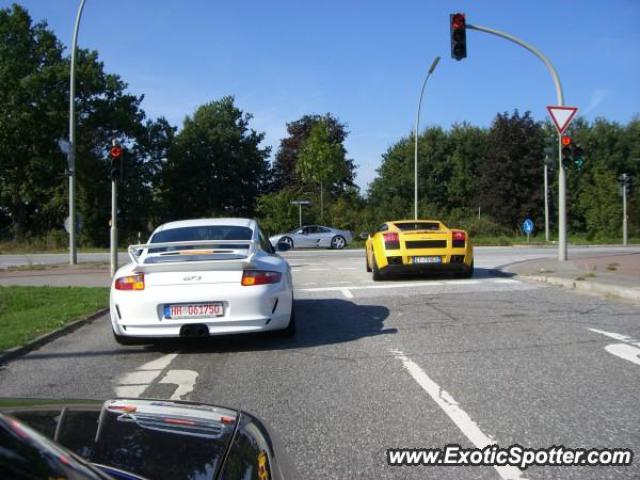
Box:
left=365, top=220, right=473, bottom=281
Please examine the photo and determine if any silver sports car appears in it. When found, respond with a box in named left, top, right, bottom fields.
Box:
left=270, top=225, right=353, bottom=250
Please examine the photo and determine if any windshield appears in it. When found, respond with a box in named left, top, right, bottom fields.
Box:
left=151, top=226, right=253, bottom=243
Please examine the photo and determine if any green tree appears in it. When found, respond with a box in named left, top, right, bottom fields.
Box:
left=296, top=120, right=348, bottom=220
left=159, top=97, right=270, bottom=221
left=271, top=113, right=356, bottom=192
left=0, top=4, right=162, bottom=246
left=475, top=111, right=544, bottom=230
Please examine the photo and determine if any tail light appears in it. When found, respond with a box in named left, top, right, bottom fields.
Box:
left=241, top=270, right=282, bottom=286
left=452, top=231, right=466, bottom=247
left=115, top=273, right=145, bottom=290
left=383, top=232, right=400, bottom=249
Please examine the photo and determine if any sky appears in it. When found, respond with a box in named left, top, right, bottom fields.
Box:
left=8, top=0, right=640, bottom=190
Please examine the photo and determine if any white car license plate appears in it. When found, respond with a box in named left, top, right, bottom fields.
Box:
left=164, top=303, right=224, bottom=319
left=412, top=256, right=441, bottom=264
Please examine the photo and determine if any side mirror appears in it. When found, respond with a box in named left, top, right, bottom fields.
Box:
left=276, top=241, right=292, bottom=252
left=359, top=231, right=369, bottom=240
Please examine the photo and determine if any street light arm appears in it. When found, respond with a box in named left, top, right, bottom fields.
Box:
left=414, top=56, right=440, bottom=220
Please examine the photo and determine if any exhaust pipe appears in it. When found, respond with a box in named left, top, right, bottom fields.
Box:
left=180, top=324, right=209, bottom=337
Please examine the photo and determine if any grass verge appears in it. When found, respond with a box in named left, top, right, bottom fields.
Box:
left=0, top=286, right=108, bottom=351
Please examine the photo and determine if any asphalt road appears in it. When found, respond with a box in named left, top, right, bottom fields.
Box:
left=1, top=247, right=639, bottom=479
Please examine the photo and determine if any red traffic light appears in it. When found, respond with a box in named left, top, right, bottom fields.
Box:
left=110, top=145, right=123, bottom=159
left=451, top=13, right=465, bottom=29
left=561, top=135, right=572, bottom=146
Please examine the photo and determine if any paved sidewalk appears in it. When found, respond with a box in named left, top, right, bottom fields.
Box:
left=503, top=252, right=640, bottom=303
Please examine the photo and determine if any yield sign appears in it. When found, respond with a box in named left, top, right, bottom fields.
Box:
left=547, top=106, right=578, bottom=134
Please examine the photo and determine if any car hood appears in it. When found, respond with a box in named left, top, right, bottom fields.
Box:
left=1, top=398, right=238, bottom=480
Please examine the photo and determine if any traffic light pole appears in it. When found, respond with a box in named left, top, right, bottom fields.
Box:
left=110, top=176, right=118, bottom=276
left=110, top=140, right=118, bottom=277
left=622, top=173, right=628, bottom=247
left=466, top=23, right=567, bottom=261
left=68, top=0, right=87, bottom=265
left=544, top=158, right=550, bottom=242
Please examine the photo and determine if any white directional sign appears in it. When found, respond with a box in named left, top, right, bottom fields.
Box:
left=547, top=106, right=578, bottom=134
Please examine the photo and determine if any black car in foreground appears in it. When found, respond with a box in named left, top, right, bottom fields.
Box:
left=0, top=397, right=296, bottom=480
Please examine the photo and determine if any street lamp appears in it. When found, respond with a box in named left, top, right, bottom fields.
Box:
left=414, top=56, right=440, bottom=220
left=68, top=0, right=87, bottom=264
left=290, top=200, right=311, bottom=228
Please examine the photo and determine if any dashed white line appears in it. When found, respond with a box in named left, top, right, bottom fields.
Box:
left=588, top=328, right=640, bottom=345
left=160, top=369, right=199, bottom=400
left=391, top=349, right=527, bottom=480
left=337, top=267, right=357, bottom=271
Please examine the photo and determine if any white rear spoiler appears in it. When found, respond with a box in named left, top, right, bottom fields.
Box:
left=128, top=239, right=257, bottom=273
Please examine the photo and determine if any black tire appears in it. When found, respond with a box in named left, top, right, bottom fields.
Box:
left=459, top=260, right=474, bottom=279
left=366, top=253, right=372, bottom=272
left=112, top=330, right=142, bottom=346
left=278, top=306, right=296, bottom=338
left=372, top=255, right=383, bottom=281
left=280, top=236, right=294, bottom=249
left=331, top=235, right=346, bottom=249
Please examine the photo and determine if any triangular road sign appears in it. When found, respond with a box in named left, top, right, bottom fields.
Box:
left=547, top=106, right=578, bottom=134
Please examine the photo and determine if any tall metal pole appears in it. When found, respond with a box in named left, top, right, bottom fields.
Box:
left=299, top=203, right=302, bottom=229
left=110, top=174, right=118, bottom=276
left=68, top=0, right=87, bottom=265
left=414, top=56, right=440, bottom=220
left=467, top=24, right=567, bottom=260
left=544, top=158, right=550, bottom=242
left=622, top=173, right=628, bottom=246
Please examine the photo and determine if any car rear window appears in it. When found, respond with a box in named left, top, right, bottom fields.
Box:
left=393, top=222, right=441, bottom=231
left=151, top=226, right=253, bottom=243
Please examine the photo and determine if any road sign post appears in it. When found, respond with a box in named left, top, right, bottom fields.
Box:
left=522, top=218, right=534, bottom=243
left=290, top=200, right=311, bottom=229
left=547, top=106, right=578, bottom=259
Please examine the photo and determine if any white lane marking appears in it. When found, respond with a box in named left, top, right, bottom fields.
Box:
left=297, top=277, right=521, bottom=293
left=588, top=328, right=640, bottom=346
left=160, top=369, right=199, bottom=400
left=588, top=328, right=640, bottom=366
left=604, top=344, right=640, bottom=367
left=337, top=267, right=357, bottom=271
left=340, top=288, right=354, bottom=299
left=139, top=353, right=179, bottom=370
left=307, top=268, right=329, bottom=271
left=391, top=349, right=527, bottom=480
left=114, top=385, right=148, bottom=398
left=113, top=352, right=188, bottom=398
left=117, top=370, right=163, bottom=385
left=492, top=279, right=519, bottom=284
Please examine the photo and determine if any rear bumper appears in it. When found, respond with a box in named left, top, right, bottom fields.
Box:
left=381, top=262, right=471, bottom=274
left=110, top=282, right=293, bottom=338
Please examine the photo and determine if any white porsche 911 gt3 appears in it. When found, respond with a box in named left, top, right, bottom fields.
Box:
left=110, top=218, right=295, bottom=345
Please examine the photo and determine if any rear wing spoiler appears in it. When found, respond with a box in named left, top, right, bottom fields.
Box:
left=127, top=239, right=257, bottom=273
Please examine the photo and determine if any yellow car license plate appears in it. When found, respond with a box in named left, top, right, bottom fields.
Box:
left=412, top=256, right=441, bottom=264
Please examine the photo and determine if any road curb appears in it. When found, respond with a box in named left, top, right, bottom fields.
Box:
left=526, top=275, right=640, bottom=303
left=0, top=308, right=108, bottom=365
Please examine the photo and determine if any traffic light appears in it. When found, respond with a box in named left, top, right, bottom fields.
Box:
left=450, top=13, right=467, bottom=61
left=109, top=144, right=123, bottom=181
left=561, top=135, right=572, bottom=170
left=573, top=145, right=584, bottom=170
left=619, top=173, right=633, bottom=192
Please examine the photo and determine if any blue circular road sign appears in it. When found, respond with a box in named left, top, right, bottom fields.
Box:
left=522, top=218, right=534, bottom=235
